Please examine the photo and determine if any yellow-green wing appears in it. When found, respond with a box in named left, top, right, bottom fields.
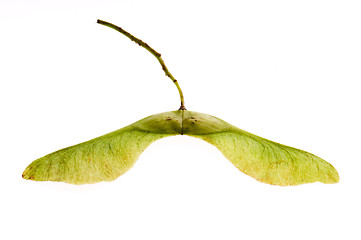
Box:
left=22, top=111, right=182, bottom=184
left=183, top=111, right=339, bottom=186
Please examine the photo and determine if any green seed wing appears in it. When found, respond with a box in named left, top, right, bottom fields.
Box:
left=194, top=129, right=339, bottom=185
left=184, top=111, right=339, bottom=186
left=22, top=112, right=182, bottom=184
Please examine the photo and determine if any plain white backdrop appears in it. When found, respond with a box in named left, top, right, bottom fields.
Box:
left=1, top=1, right=360, bottom=239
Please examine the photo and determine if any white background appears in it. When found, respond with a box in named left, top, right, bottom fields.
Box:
left=1, top=1, right=360, bottom=239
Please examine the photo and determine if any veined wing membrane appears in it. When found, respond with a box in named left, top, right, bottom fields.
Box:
left=183, top=111, right=339, bottom=186
left=23, top=111, right=182, bottom=184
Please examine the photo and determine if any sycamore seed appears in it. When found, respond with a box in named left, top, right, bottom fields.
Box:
left=22, top=20, right=339, bottom=186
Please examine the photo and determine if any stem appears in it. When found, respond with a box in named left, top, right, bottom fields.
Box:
left=97, top=19, right=186, bottom=110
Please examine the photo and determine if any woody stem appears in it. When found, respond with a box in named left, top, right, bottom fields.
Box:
left=97, top=19, right=186, bottom=110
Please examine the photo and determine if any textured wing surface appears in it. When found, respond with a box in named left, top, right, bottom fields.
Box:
left=195, top=129, right=339, bottom=186
left=22, top=127, right=172, bottom=184
left=183, top=111, right=339, bottom=186
left=22, top=111, right=183, bottom=184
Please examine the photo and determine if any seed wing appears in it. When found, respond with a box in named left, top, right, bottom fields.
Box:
left=22, top=111, right=182, bottom=184
left=184, top=112, right=339, bottom=186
